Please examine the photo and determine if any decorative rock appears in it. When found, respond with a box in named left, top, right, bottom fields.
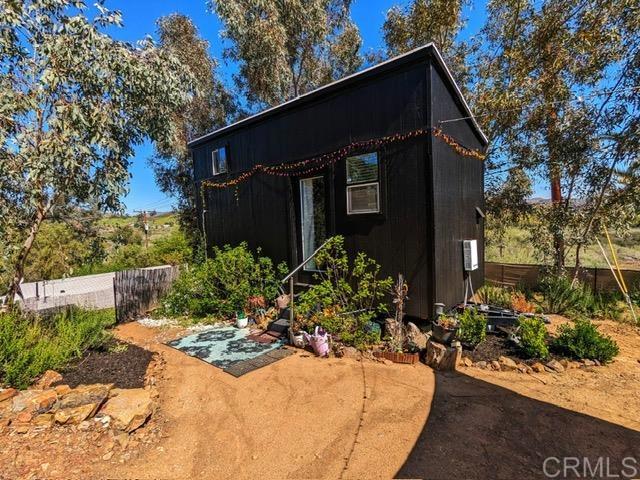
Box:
left=568, top=361, right=580, bottom=369
left=341, top=347, right=360, bottom=359
left=462, top=357, right=473, bottom=367
left=54, top=403, right=97, bottom=425
left=516, top=363, right=529, bottom=374
left=498, top=356, right=518, bottom=371
left=54, top=385, right=72, bottom=396
left=490, top=360, right=501, bottom=371
left=582, top=359, right=595, bottom=367
left=546, top=359, right=565, bottom=373
left=100, top=389, right=153, bottom=433
left=0, top=388, right=18, bottom=403
left=474, top=361, right=487, bottom=369
left=12, top=390, right=57, bottom=414
left=594, top=359, right=601, bottom=366
left=406, top=322, right=427, bottom=350
left=559, top=359, right=569, bottom=369
left=425, top=339, right=461, bottom=371
left=531, top=362, right=546, bottom=373
left=15, top=411, right=33, bottom=424
left=34, top=370, right=63, bottom=390
left=114, top=432, right=130, bottom=450
left=58, top=384, right=112, bottom=410
left=102, top=452, right=114, bottom=461
left=32, top=413, right=54, bottom=428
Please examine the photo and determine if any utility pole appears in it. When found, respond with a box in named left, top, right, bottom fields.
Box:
left=134, top=210, right=150, bottom=250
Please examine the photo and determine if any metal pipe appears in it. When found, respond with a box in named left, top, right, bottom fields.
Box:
left=281, top=238, right=331, bottom=284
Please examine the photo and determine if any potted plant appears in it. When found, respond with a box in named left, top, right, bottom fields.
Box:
left=374, top=275, right=420, bottom=364
left=236, top=311, right=249, bottom=329
left=431, top=314, right=459, bottom=345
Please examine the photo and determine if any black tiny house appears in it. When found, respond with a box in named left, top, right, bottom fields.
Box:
left=189, top=44, right=488, bottom=321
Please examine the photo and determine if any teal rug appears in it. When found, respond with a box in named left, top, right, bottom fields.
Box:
left=167, top=326, right=292, bottom=376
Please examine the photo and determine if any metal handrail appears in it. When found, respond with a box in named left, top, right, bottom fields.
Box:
left=280, top=238, right=331, bottom=342
left=281, top=238, right=331, bottom=284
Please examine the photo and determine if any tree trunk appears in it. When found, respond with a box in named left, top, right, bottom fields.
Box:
left=5, top=200, right=51, bottom=309
left=551, top=172, right=565, bottom=270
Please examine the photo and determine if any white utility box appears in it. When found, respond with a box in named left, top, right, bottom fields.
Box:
left=462, top=239, right=478, bottom=271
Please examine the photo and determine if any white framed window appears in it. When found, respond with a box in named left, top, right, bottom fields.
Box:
left=347, top=182, right=380, bottom=214
left=346, top=152, right=380, bottom=214
left=212, top=146, right=228, bottom=175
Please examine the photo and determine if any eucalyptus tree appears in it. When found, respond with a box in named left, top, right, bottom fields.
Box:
left=208, top=0, right=363, bottom=107
left=382, top=0, right=470, bottom=85
left=0, top=0, right=192, bottom=303
left=473, top=0, right=640, bottom=271
left=150, top=13, right=235, bottom=249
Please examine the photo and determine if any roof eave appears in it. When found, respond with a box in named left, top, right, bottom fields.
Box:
left=188, top=43, right=488, bottom=148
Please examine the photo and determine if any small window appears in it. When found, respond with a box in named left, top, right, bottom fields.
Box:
left=346, top=153, right=380, bottom=214
left=347, top=183, right=380, bottom=214
left=212, top=147, right=228, bottom=175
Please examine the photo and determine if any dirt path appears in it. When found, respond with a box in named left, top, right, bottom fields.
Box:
left=103, top=323, right=435, bottom=479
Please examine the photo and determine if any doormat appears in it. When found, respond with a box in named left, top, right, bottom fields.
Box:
left=166, top=326, right=293, bottom=376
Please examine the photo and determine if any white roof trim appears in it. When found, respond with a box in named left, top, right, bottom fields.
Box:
left=189, top=43, right=488, bottom=147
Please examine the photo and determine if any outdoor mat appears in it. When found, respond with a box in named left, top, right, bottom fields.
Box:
left=166, top=326, right=293, bottom=376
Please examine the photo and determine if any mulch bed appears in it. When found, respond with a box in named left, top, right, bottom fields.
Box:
left=462, top=334, right=524, bottom=363
left=55, top=342, right=155, bottom=389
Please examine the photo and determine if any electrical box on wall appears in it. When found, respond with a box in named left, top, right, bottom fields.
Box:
left=463, top=240, right=478, bottom=271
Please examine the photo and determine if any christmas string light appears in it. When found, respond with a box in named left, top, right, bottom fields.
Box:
left=200, top=126, right=485, bottom=193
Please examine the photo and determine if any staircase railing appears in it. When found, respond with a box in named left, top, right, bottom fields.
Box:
left=281, top=239, right=331, bottom=335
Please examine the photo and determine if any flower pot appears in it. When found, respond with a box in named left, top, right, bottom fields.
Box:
left=236, top=314, right=249, bottom=329
left=431, top=321, right=458, bottom=345
left=374, top=351, right=419, bottom=364
left=291, top=332, right=306, bottom=348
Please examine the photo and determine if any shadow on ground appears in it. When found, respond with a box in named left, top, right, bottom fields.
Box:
left=396, top=371, right=640, bottom=480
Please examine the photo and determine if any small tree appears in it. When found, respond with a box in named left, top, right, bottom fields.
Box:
left=0, top=1, right=192, bottom=304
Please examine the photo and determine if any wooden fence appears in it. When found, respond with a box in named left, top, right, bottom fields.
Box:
left=114, top=265, right=180, bottom=323
left=486, top=262, right=640, bottom=292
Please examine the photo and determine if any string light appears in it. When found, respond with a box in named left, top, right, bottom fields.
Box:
left=200, top=127, right=485, bottom=194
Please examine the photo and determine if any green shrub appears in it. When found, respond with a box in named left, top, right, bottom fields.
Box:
left=586, top=291, right=624, bottom=321
left=308, top=307, right=380, bottom=350
left=517, top=316, right=549, bottom=359
left=457, top=308, right=487, bottom=347
left=537, top=275, right=592, bottom=316
left=161, top=243, right=287, bottom=319
left=552, top=318, right=619, bottom=363
left=296, top=236, right=392, bottom=319
left=475, top=285, right=512, bottom=309
left=296, top=236, right=391, bottom=349
left=0, top=308, right=114, bottom=389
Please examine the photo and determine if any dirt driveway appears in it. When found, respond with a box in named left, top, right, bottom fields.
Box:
left=104, top=322, right=435, bottom=479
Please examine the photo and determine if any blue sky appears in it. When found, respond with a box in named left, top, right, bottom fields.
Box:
left=106, top=0, right=490, bottom=213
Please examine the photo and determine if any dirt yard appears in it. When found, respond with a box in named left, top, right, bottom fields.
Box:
left=2, top=318, right=640, bottom=479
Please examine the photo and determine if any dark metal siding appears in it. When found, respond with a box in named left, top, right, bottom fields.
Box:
left=192, top=54, right=485, bottom=320
left=428, top=61, right=486, bottom=309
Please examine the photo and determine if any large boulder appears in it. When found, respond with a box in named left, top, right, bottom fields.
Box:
left=100, top=389, right=153, bottom=433
left=425, top=339, right=461, bottom=371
